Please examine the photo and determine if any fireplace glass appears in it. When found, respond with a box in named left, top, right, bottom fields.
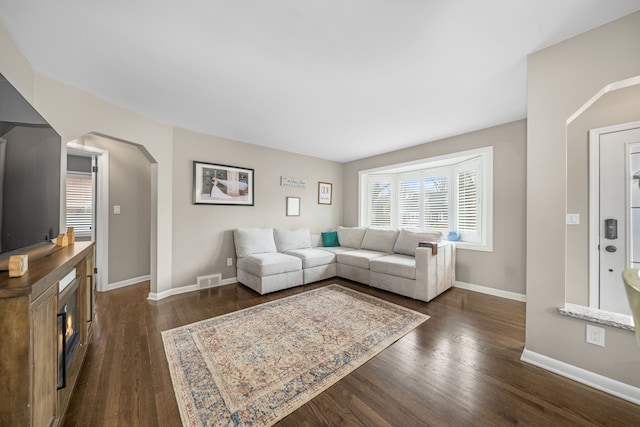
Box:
left=57, top=287, right=80, bottom=390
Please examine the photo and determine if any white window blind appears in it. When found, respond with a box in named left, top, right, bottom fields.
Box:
left=423, top=173, right=449, bottom=232
left=398, top=174, right=421, bottom=229
left=66, top=173, right=93, bottom=237
left=455, top=158, right=480, bottom=242
left=368, top=175, right=393, bottom=228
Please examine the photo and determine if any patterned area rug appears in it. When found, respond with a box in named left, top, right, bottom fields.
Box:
left=162, top=284, right=429, bottom=426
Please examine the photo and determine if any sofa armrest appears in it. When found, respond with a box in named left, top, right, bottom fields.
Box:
left=415, top=241, right=456, bottom=302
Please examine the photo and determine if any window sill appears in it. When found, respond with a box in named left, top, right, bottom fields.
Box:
left=558, top=303, right=635, bottom=331
left=452, top=241, right=493, bottom=252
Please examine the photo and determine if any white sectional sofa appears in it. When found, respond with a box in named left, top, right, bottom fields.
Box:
left=233, top=226, right=456, bottom=302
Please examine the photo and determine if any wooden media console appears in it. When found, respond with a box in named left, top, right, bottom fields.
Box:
left=0, top=241, right=95, bottom=426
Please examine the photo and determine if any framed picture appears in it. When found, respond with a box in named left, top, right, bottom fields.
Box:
left=318, top=182, right=332, bottom=205
left=286, top=197, right=300, bottom=216
left=193, top=161, right=254, bottom=205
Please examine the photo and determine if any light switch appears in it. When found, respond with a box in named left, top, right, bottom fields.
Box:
left=114, top=205, right=121, bottom=215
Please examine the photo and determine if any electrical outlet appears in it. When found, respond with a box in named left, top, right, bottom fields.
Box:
left=586, top=324, right=605, bottom=347
left=566, top=213, right=580, bottom=225
left=226, top=258, right=233, bottom=267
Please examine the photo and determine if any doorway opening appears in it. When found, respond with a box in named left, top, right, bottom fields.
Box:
left=589, top=122, right=640, bottom=315
left=66, top=142, right=109, bottom=291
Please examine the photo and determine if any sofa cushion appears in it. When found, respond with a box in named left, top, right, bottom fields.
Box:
left=237, top=253, right=302, bottom=276
left=274, top=228, right=311, bottom=252
left=321, top=231, right=340, bottom=247
left=361, top=228, right=399, bottom=253
left=336, top=226, right=367, bottom=249
left=393, top=229, right=444, bottom=257
left=286, top=248, right=335, bottom=269
left=370, top=254, right=417, bottom=280
left=234, top=228, right=277, bottom=258
left=336, top=249, right=387, bottom=270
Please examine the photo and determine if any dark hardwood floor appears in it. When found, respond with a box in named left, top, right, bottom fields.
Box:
left=63, top=280, right=639, bottom=426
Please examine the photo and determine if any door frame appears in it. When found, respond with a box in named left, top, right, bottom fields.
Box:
left=67, top=142, right=110, bottom=292
left=588, top=120, right=640, bottom=308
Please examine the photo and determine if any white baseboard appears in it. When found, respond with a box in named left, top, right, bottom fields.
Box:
left=521, top=348, right=640, bottom=405
left=454, top=280, right=526, bottom=302
left=106, top=275, right=151, bottom=292
left=147, top=278, right=524, bottom=302
left=147, top=276, right=237, bottom=301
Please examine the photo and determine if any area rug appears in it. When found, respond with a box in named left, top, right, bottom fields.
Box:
left=161, top=284, right=429, bottom=426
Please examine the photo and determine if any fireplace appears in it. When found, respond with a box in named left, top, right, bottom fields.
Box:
left=57, top=270, right=80, bottom=390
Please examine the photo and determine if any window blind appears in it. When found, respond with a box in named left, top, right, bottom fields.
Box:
left=455, top=159, right=480, bottom=242
left=398, top=175, right=421, bottom=229
left=423, top=175, right=449, bottom=231
left=368, top=176, right=392, bottom=228
left=66, top=174, right=93, bottom=237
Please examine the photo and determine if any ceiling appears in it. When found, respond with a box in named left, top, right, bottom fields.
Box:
left=1, top=1, right=639, bottom=163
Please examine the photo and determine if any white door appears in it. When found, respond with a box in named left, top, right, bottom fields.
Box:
left=598, top=127, right=640, bottom=314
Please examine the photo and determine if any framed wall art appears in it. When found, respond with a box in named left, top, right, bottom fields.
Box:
left=286, top=197, right=300, bottom=216
left=193, top=161, right=254, bottom=205
left=318, top=182, right=332, bottom=205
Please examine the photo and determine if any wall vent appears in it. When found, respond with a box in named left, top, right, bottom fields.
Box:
left=197, top=273, right=222, bottom=289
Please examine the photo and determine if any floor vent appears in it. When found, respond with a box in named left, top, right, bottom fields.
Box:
left=197, top=273, right=222, bottom=289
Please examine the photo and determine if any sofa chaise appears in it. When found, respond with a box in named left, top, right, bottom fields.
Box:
left=233, top=226, right=456, bottom=302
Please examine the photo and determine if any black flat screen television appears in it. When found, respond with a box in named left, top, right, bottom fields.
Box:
left=0, top=73, right=61, bottom=256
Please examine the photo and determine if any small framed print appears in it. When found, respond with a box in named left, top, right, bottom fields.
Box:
left=318, top=182, right=332, bottom=205
left=286, top=197, right=300, bottom=216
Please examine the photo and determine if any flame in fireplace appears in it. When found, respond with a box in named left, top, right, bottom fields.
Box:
left=66, top=311, right=75, bottom=340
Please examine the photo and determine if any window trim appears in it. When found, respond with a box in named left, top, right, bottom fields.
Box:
left=359, top=146, right=493, bottom=252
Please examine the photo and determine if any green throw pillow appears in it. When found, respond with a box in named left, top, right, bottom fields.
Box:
left=321, top=231, right=340, bottom=247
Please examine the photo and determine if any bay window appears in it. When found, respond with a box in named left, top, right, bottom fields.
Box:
left=359, top=146, right=492, bottom=251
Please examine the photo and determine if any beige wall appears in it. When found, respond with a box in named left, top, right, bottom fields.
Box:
left=527, top=11, right=640, bottom=386
left=81, top=134, right=152, bottom=284
left=171, top=128, right=343, bottom=287
left=566, top=85, right=640, bottom=305
left=343, top=120, right=527, bottom=295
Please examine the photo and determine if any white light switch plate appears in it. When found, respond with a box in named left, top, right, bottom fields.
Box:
left=114, top=205, right=121, bottom=215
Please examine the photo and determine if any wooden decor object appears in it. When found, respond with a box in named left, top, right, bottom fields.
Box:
left=418, top=241, right=439, bottom=256
left=8, top=255, right=28, bottom=277
left=66, top=227, right=75, bottom=245
left=56, top=233, right=69, bottom=248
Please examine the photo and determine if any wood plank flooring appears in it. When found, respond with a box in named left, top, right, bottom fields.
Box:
left=62, top=279, right=640, bottom=426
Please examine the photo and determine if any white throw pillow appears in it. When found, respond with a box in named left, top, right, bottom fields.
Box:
left=336, top=226, right=367, bottom=249
left=360, top=228, right=399, bottom=253
left=274, top=228, right=312, bottom=252
left=394, top=229, right=443, bottom=257
left=233, top=228, right=277, bottom=258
